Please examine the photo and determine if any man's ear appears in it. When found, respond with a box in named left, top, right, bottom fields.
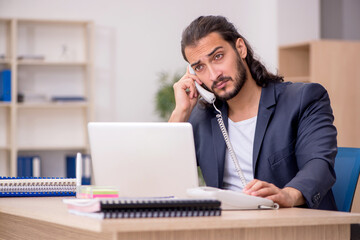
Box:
left=235, top=38, right=247, bottom=59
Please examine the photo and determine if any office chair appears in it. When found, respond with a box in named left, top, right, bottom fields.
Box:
left=332, top=147, right=360, bottom=212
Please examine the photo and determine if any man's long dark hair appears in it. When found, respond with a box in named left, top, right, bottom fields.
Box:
left=181, top=15, right=283, bottom=87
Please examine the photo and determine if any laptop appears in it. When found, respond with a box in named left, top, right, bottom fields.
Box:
left=87, top=122, right=199, bottom=198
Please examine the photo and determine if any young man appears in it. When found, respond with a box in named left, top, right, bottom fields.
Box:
left=169, top=16, right=337, bottom=210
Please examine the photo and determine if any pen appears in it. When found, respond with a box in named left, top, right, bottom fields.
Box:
left=76, top=152, right=82, bottom=197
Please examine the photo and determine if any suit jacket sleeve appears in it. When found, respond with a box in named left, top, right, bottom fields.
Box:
left=285, top=83, right=337, bottom=209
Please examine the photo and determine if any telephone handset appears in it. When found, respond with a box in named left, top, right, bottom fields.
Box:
left=188, top=65, right=247, bottom=188
left=188, top=66, right=216, bottom=104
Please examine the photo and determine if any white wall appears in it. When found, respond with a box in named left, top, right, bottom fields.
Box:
left=0, top=0, right=278, bottom=122
left=277, top=0, right=320, bottom=45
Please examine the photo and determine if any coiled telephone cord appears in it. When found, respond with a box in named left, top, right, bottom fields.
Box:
left=213, top=102, right=247, bottom=188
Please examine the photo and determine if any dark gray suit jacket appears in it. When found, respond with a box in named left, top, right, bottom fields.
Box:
left=189, top=82, right=338, bottom=210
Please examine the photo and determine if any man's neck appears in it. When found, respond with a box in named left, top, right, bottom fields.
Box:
left=227, top=76, right=262, bottom=122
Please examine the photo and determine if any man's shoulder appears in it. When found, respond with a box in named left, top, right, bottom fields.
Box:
left=274, top=81, right=328, bottom=102
left=188, top=101, right=215, bottom=126
left=271, top=81, right=331, bottom=117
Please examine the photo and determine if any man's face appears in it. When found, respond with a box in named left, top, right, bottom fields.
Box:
left=185, top=32, right=247, bottom=101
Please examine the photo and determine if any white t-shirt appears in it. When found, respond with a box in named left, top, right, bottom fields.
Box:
left=222, top=116, right=257, bottom=191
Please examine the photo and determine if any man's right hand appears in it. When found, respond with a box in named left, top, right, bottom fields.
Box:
left=168, top=67, right=203, bottom=122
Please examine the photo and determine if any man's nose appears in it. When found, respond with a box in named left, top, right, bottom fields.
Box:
left=208, top=65, right=220, bottom=82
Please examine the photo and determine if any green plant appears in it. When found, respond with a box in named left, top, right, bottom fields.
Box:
left=197, top=167, right=206, bottom=186
left=155, top=71, right=183, bottom=121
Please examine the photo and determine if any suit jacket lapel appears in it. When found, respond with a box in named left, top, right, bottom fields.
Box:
left=253, top=83, right=276, bottom=173
left=211, top=103, right=228, bottom=188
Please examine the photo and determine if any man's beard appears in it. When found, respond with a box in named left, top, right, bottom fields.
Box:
left=211, top=53, right=247, bottom=101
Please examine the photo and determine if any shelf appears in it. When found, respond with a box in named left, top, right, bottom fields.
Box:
left=0, top=102, right=11, bottom=107
left=279, top=41, right=311, bottom=50
left=0, top=59, right=11, bottom=64
left=0, top=146, right=10, bottom=151
left=278, top=44, right=310, bottom=78
left=17, top=61, right=87, bottom=66
left=284, top=76, right=310, bottom=83
left=17, top=19, right=91, bottom=25
left=17, top=102, right=89, bottom=109
left=17, top=146, right=87, bottom=151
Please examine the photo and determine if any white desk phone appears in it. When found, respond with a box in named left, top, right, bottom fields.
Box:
left=187, top=65, right=279, bottom=210
left=187, top=186, right=278, bottom=210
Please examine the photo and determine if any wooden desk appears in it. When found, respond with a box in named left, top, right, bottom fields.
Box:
left=0, top=197, right=360, bottom=240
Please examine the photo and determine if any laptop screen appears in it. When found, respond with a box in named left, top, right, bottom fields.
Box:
left=88, top=122, right=199, bottom=198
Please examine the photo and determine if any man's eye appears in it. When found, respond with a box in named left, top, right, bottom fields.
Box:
left=195, top=65, right=203, bottom=72
left=214, top=53, right=223, bottom=60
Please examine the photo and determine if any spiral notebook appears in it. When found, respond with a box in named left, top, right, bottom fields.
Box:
left=64, top=198, right=221, bottom=219
left=0, top=177, right=76, bottom=197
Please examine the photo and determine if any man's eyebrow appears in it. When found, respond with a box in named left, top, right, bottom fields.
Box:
left=207, top=46, right=223, bottom=57
left=190, top=46, right=223, bottom=67
left=190, top=60, right=200, bottom=68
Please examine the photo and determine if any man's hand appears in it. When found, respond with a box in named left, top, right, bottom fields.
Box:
left=243, top=179, right=305, bottom=208
left=168, top=67, right=203, bottom=122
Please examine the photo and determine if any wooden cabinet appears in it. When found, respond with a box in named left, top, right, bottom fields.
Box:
left=278, top=40, right=360, bottom=148
left=0, top=18, right=94, bottom=176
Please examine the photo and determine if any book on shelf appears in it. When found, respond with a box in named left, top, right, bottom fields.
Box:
left=63, top=198, right=221, bottom=219
left=66, top=154, right=91, bottom=185
left=17, top=92, right=48, bottom=103
left=0, top=177, right=76, bottom=197
left=0, top=69, right=11, bottom=102
left=17, top=54, right=45, bottom=61
left=51, top=96, right=86, bottom=102
left=17, top=156, right=41, bottom=178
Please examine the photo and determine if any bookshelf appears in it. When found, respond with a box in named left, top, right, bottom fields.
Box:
left=0, top=19, right=11, bottom=175
left=278, top=40, right=360, bottom=148
left=0, top=18, right=94, bottom=176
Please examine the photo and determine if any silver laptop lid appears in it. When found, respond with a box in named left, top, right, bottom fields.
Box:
left=88, top=122, right=199, bottom=198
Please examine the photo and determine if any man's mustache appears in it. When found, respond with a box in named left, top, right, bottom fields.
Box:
left=212, top=76, right=232, bottom=89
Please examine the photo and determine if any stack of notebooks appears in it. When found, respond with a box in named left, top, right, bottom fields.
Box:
left=0, top=177, right=76, bottom=197
left=63, top=198, right=221, bottom=219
